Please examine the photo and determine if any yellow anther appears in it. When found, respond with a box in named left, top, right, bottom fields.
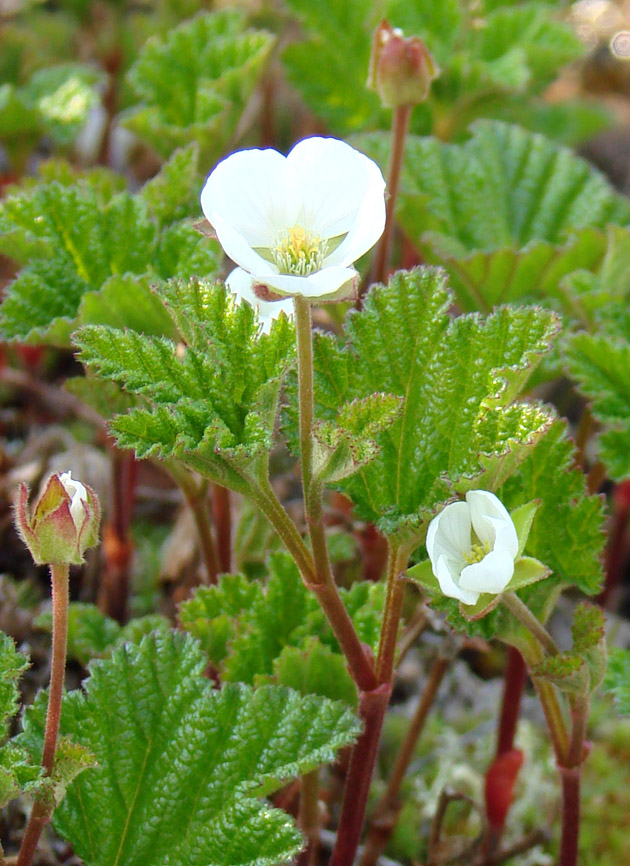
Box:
left=463, top=541, right=491, bottom=565
left=272, top=226, right=325, bottom=276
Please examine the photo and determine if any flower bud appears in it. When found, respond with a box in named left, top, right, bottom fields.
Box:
left=15, top=471, right=100, bottom=565
left=367, top=19, right=438, bottom=108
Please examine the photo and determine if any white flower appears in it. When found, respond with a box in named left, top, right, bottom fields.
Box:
left=200, top=136, right=386, bottom=328
left=426, top=490, right=519, bottom=605
left=59, top=471, right=88, bottom=529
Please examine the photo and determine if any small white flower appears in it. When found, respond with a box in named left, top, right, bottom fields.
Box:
left=59, top=471, right=88, bottom=529
left=426, top=490, right=519, bottom=605
left=200, top=136, right=386, bottom=328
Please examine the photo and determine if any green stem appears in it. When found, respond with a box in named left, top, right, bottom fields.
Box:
left=502, top=592, right=559, bottom=658
left=521, top=640, right=570, bottom=764
left=376, top=544, right=410, bottom=683
left=17, top=563, right=70, bottom=866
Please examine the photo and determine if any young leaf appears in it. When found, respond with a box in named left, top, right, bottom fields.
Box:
left=0, top=631, right=29, bottom=741
left=21, top=631, right=361, bottom=866
left=285, top=267, right=558, bottom=539
left=358, top=121, right=630, bottom=313
left=140, top=143, right=201, bottom=228
left=122, top=10, right=274, bottom=163
left=272, top=638, right=358, bottom=708
left=75, top=280, right=295, bottom=492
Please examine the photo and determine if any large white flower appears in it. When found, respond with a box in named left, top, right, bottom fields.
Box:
left=426, top=490, right=519, bottom=605
left=200, top=137, right=386, bottom=327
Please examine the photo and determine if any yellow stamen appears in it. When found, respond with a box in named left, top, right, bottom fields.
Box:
left=272, top=226, right=325, bottom=276
left=463, top=541, right=491, bottom=565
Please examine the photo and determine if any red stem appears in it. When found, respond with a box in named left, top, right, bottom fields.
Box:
left=329, top=683, right=392, bottom=866
left=98, top=449, right=136, bottom=622
left=558, top=767, right=580, bottom=866
left=17, top=564, right=70, bottom=866
left=211, top=484, right=232, bottom=573
left=369, top=104, right=412, bottom=289
left=496, top=647, right=527, bottom=756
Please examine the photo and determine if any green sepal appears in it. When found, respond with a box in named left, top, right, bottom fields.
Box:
left=459, top=593, right=501, bottom=622
left=505, top=556, right=550, bottom=592
left=510, top=500, right=539, bottom=557
left=405, top=559, right=440, bottom=594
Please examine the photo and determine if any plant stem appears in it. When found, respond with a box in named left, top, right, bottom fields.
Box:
left=501, top=592, right=559, bottom=658
left=559, top=767, right=580, bottom=866
left=182, top=476, right=220, bottom=584
left=17, top=563, right=70, bottom=866
left=211, top=484, right=232, bottom=573
left=370, top=104, right=412, bottom=288
left=359, top=654, right=450, bottom=866
left=98, top=448, right=136, bottom=621
left=329, top=683, right=392, bottom=866
left=330, top=544, right=410, bottom=866
left=297, top=769, right=320, bottom=866
left=496, top=647, right=527, bottom=756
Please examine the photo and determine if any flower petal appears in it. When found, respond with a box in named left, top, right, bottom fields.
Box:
left=459, top=548, right=515, bottom=594
left=226, top=268, right=294, bottom=332
left=258, top=266, right=358, bottom=299
left=426, top=500, right=471, bottom=568
left=207, top=213, right=278, bottom=276
left=287, top=137, right=386, bottom=243
left=466, top=490, right=518, bottom=558
left=200, top=147, right=299, bottom=248
left=435, top=554, right=479, bottom=604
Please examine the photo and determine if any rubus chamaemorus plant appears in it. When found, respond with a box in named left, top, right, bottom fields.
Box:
left=0, top=4, right=629, bottom=866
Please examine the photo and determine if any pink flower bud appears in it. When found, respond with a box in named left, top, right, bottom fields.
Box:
left=367, top=19, right=438, bottom=108
left=15, top=471, right=101, bottom=565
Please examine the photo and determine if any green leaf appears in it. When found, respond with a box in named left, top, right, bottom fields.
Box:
left=75, top=279, right=295, bottom=492
left=272, top=638, right=358, bottom=708
left=24, top=63, right=103, bottom=146
left=285, top=267, right=558, bottom=539
left=511, top=501, right=539, bottom=557
left=604, top=648, right=630, bottom=716
left=140, top=144, right=201, bottom=228
left=179, top=553, right=385, bottom=685
left=532, top=653, right=589, bottom=696
left=565, top=330, right=630, bottom=481
left=571, top=603, right=607, bottom=692
left=0, top=741, right=42, bottom=809
left=0, top=170, right=220, bottom=346
left=21, top=631, right=361, bottom=866
left=123, top=10, right=274, bottom=163
left=358, top=122, right=630, bottom=313
left=0, top=630, right=29, bottom=742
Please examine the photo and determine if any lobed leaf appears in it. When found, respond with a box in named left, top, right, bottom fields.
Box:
left=604, top=648, right=630, bottom=716
left=21, top=631, right=361, bottom=866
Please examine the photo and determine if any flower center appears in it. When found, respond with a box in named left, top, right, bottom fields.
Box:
left=272, top=226, right=325, bottom=276
left=463, top=540, right=491, bottom=565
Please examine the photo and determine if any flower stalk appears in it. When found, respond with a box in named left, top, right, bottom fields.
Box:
left=17, top=563, right=70, bottom=866
left=297, top=769, right=321, bottom=866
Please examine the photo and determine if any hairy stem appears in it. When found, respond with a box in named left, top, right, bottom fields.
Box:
left=297, top=769, right=320, bottom=866
left=370, top=104, right=413, bottom=287
left=98, top=448, right=136, bottom=621
left=359, top=654, right=450, bottom=866
left=17, top=563, right=70, bottom=866
left=182, top=476, right=220, bottom=584
left=211, top=484, right=232, bottom=573
left=559, top=767, right=581, bottom=866
left=501, top=592, right=559, bottom=658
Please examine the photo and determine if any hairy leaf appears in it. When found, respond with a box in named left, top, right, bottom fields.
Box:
left=359, top=122, right=630, bottom=313
left=21, top=631, right=361, bottom=866
left=604, top=648, right=630, bottom=716
left=285, top=267, right=558, bottom=539
left=123, top=10, right=274, bottom=162
left=75, top=279, right=295, bottom=491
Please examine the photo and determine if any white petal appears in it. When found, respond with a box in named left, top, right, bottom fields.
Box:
left=287, top=137, right=386, bottom=243
left=426, top=500, right=472, bottom=568
left=466, top=490, right=518, bottom=558
left=226, top=268, right=294, bottom=332
left=200, top=147, right=299, bottom=248
left=258, top=266, right=358, bottom=299
left=458, top=548, right=515, bottom=594
left=435, top=554, right=479, bottom=605
left=59, top=471, right=88, bottom=529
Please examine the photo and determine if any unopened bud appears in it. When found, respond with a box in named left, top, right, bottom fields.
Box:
left=367, top=19, right=438, bottom=108
left=15, top=471, right=100, bottom=565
